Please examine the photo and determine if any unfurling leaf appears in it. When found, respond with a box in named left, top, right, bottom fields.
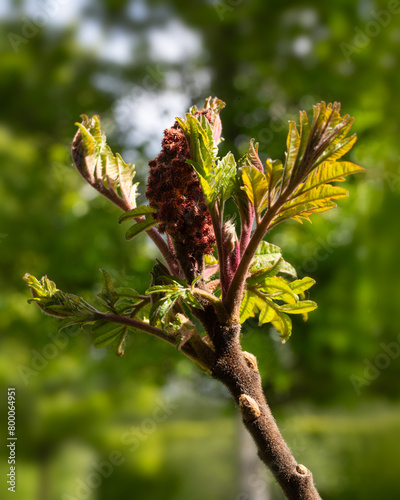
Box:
left=98, top=269, right=118, bottom=307
left=72, top=115, right=138, bottom=210
left=23, top=273, right=96, bottom=320
left=266, top=102, right=364, bottom=226
left=241, top=166, right=269, bottom=220
left=179, top=101, right=237, bottom=213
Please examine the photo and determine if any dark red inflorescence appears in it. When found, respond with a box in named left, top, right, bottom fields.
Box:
left=146, top=110, right=218, bottom=259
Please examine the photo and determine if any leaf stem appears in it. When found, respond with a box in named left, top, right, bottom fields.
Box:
left=224, top=199, right=285, bottom=320
left=146, top=227, right=180, bottom=276
left=191, top=288, right=227, bottom=321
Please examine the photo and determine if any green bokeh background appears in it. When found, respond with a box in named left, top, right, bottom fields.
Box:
left=1, top=1, right=400, bottom=498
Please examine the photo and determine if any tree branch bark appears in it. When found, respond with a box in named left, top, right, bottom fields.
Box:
left=208, top=322, right=322, bottom=500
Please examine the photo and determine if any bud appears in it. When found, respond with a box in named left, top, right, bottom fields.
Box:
left=242, top=351, right=258, bottom=371
left=222, top=220, right=240, bottom=276
left=239, top=394, right=261, bottom=421
left=71, top=115, right=102, bottom=184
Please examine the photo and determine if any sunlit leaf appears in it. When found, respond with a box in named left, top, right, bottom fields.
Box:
left=239, top=290, right=255, bottom=323
left=278, top=300, right=317, bottom=314
left=72, top=115, right=138, bottom=209
left=288, top=277, right=316, bottom=294
left=241, top=166, right=269, bottom=217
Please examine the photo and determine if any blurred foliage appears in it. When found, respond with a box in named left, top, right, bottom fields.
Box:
left=1, top=0, right=400, bottom=498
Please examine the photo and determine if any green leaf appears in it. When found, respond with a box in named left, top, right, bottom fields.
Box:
left=289, top=277, right=316, bottom=294
left=114, top=287, right=141, bottom=298
left=248, top=258, right=282, bottom=283
left=255, top=241, right=282, bottom=257
left=146, top=284, right=184, bottom=294
left=257, top=277, right=298, bottom=304
left=241, top=166, right=269, bottom=217
left=98, top=269, right=118, bottom=305
left=250, top=241, right=282, bottom=270
left=295, top=111, right=312, bottom=171
left=184, top=114, right=216, bottom=177
left=278, top=300, right=317, bottom=314
left=287, top=183, right=349, bottom=209
left=214, top=152, right=237, bottom=204
left=119, top=205, right=156, bottom=223
left=267, top=102, right=362, bottom=226
left=150, top=293, right=180, bottom=326
left=239, top=290, right=255, bottom=323
left=194, top=170, right=214, bottom=207
left=125, top=217, right=157, bottom=240
left=248, top=257, right=297, bottom=282
left=72, top=115, right=138, bottom=208
left=184, top=291, right=204, bottom=311
left=264, top=158, right=284, bottom=203
left=295, top=161, right=364, bottom=196
left=271, top=310, right=292, bottom=343
left=258, top=301, right=275, bottom=324
left=282, top=120, right=301, bottom=192
left=93, top=326, right=124, bottom=348
left=314, top=123, right=356, bottom=167
left=274, top=184, right=349, bottom=224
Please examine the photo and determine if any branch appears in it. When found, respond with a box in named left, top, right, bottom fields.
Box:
left=146, top=227, right=180, bottom=276
left=191, top=288, right=228, bottom=323
left=97, top=311, right=175, bottom=343
left=239, top=202, right=255, bottom=259
left=97, top=312, right=215, bottom=372
left=210, top=323, right=322, bottom=500
left=209, top=207, right=227, bottom=294
left=223, top=200, right=284, bottom=320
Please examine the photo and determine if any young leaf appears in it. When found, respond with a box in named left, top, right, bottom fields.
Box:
left=273, top=184, right=349, bottom=224
left=256, top=277, right=298, bottom=304
left=98, top=269, right=118, bottom=306
left=293, top=161, right=364, bottom=196
left=262, top=102, right=363, bottom=227
left=118, top=205, right=156, bottom=223
left=125, top=217, right=157, bottom=240
left=241, top=166, right=269, bottom=219
left=72, top=115, right=138, bottom=210
left=248, top=257, right=297, bottom=282
left=288, top=277, right=316, bottom=294
left=93, top=326, right=124, bottom=349
left=249, top=242, right=296, bottom=277
left=214, top=152, right=237, bottom=204
left=239, top=290, right=256, bottom=323
left=271, top=310, right=292, bottom=343
left=23, top=274, right=97, bottom=319
left=278, top=300, right=317, bottom=314
left=258, top=301, right=276, bottom=325
left=281, top=120, right=301, bottom=193
left=264, top=159, right=284, bottom=205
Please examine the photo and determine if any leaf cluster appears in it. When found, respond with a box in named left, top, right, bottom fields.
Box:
left=25, top=99, right=363, bottom=353
left=72, top=114, right=139, bottom=211
left=240, top=241, right=317, bottom=342
left=23, top=271, right=150, bottom=356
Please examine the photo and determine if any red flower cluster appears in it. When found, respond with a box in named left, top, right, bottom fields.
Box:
left=146, top=109, right=218, bottom=259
